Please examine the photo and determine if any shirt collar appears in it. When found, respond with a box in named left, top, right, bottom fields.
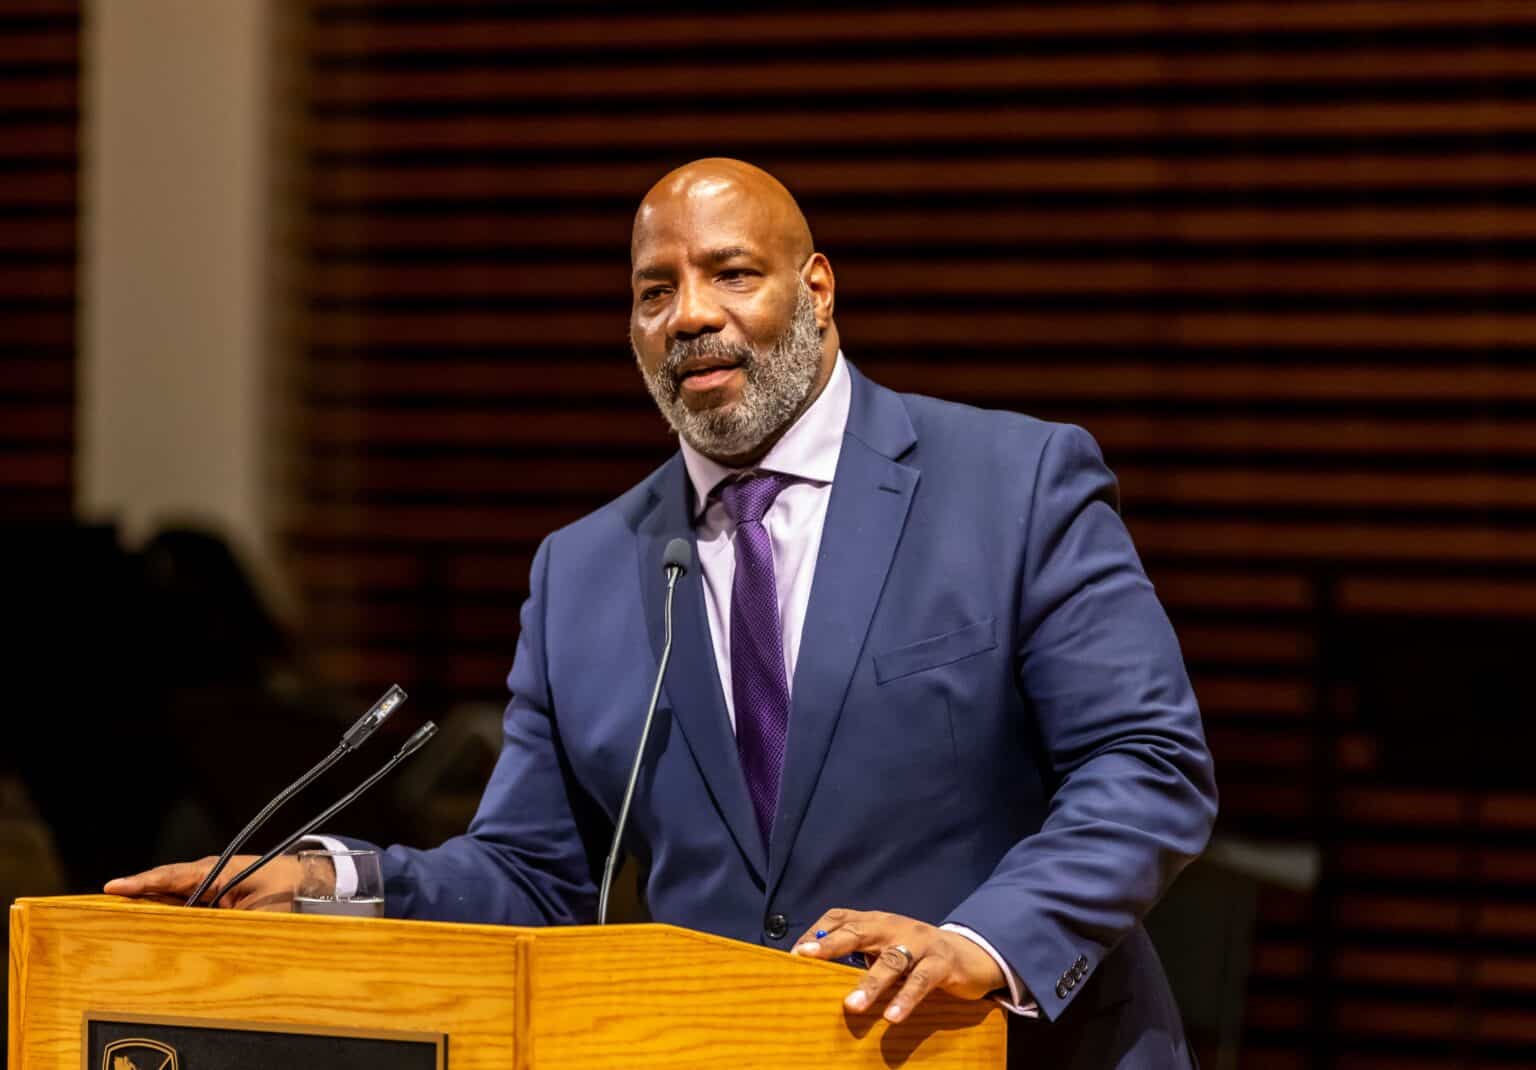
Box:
left=680, top=350, right=851, bottom=520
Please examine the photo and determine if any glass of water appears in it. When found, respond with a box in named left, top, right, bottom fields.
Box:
left=292, top=848, right=385, bottom=917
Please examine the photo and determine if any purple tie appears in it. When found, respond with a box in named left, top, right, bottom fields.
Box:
left=719, top=472, right=795, bottom=846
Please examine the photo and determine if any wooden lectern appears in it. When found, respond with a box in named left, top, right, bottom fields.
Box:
left=10, top=896, right=1003, bottom=1068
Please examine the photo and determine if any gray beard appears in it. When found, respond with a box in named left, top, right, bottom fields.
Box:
left=634, top=283, right=823, bottom=461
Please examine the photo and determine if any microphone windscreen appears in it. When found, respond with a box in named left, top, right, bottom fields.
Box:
left=663, top=537, right=693, bottom=575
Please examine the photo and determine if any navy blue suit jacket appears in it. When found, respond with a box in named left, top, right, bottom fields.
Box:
left=363, top=365, right=1217, bottom=1067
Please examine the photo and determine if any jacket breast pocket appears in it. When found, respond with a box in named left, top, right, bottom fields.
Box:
left=873, top=617, right=997, bottom=685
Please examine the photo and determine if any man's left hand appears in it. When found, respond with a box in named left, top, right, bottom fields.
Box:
left=792, top=908, right=1006, bottom=1023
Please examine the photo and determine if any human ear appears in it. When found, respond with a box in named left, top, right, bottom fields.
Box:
left=801, top=252, right=835, bottom=329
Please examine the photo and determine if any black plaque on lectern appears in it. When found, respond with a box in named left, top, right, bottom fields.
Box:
left=84, top=1014, right=444, bottom=1070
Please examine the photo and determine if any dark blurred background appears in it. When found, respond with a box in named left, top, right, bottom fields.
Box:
left=5, top=2, right=1536, bottom=1067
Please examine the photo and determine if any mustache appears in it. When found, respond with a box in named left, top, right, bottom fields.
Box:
left=663, top=334, right=756, bottom=376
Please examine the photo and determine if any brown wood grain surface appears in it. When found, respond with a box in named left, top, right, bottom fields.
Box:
left=8, top=896, right=1001, bottom=1070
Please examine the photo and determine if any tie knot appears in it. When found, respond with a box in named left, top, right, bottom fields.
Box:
left=718, top=472, right=793, bottom=526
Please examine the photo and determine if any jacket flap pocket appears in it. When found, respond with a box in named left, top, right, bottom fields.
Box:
left=874, top=617, right=997, bottom=685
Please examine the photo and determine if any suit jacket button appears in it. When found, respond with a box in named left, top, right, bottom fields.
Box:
left=1076, top=956, right=1088, bottom=969
left=1055, top=982, right=1069, bottom=999
left=765, top=913, right=789, bottom=940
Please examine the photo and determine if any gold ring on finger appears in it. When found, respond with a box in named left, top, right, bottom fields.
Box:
left=889, top=944, right=915, bottom=972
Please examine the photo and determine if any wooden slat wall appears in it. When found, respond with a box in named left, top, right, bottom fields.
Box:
left=295, top=4, right=1536, bottom=1066
left=0, top=0, right=77, bottom=518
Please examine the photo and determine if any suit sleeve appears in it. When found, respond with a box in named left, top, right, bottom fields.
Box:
left=943, top=423, right=1218, bottom=1021
left=344, top=536, right=600, bottom=925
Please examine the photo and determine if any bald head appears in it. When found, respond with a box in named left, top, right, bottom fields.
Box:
left=628, top=158, right=839, bottom=466
left=632, top=157, right=814, bottom=268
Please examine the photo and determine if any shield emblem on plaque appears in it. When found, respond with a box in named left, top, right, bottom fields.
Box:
left=102, top=1038, right=178, bottom=1070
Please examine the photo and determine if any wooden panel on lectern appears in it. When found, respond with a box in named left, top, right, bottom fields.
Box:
left=8, top=896, right=1003, bottom=1069
left=522, top=922, right=1001, bottom=1070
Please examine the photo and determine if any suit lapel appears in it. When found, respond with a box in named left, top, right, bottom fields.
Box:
left=637, top=457, right=769, bottom=881
left=767, top=368, right=919, bottom=892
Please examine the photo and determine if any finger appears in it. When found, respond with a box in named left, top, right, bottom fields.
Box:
left=104, top=858, right=216, bottom=898
left=844, top=944, right=916, bottom=1014
left=798, top=917, right=875, bottom=961
left=102, top=868, right=168, bottom=896
left=792, top=908, right=858, bottom=955
left=884, top=953, right=947, bottom=1023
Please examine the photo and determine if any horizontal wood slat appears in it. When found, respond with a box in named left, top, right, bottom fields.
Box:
left=311, top=156, right=1536, bottom=203
left=303, top=311, right=1536, bottom=348
left=308, top=260, right=1536, bottom=298
left=2, top=356, right=73, bottom=393
left=0, top=404, right=72, bottom=440
left=302, top=359, right=1536, bottom=403
left=0, top=76, right=74, bottom=115
left=309, top=207, right=1536, bottom=248
left=0, top=29, right=75, bottom=64
left=0, top=264, right=74, bottom=299
left=312, top=51, right=1536, bottom=105
left=0, top=170, right=80, bottom=205
left=309, top=3, right=1536, bottom=53
left=0, top=121, right=77, bottom=158
left=0, top=218, right=76, bottom=252
left=0, top=312, right=76, bottom=346
left=309, top=100, right=1536, bottom=154
left=291, top=5, right=1536, bottom=1065
left=1340, top=576, right=1536, bottom=615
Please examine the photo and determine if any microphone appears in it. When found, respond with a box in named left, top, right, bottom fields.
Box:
left=212, top=721, right=439, bottom=908
left=185, top=685, right=407, bottom=907
left=598, top=537, right=691, bottom=924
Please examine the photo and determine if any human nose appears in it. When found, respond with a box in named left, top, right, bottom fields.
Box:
left=667, top=276, right=727, bottom=341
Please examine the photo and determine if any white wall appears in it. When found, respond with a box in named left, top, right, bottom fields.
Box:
left=77, top=0, right=281, bottom=595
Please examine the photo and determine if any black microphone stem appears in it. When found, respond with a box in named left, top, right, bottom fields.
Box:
left=213, top=722, right=438, bottom=908
left=599, top=545, right=687, bottom=924
left=186, top=685, right=407, bottom=907
left=186, top=744, right=345, bottom=907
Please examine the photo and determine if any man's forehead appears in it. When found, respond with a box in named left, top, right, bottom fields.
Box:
left=633, top=184, right=776, bottom=256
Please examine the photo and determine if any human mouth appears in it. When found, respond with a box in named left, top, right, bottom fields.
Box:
left=680, top=366, right=743, bottom=392
left=675, top=358, right=745, bottom=394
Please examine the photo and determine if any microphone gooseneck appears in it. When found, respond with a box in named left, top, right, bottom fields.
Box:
left=185, top=685, right=408, bottom=907
left=213, top=721, right=439, bottom=908
left=598, top=537, right=692, bottom=924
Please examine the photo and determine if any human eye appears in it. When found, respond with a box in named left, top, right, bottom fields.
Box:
left=639, top=284, right=672, bottom=302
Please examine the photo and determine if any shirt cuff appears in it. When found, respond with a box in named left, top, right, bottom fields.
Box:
left=296, top=834, right=358, bottom=898
left=940, top=923, right=1039, bottom=1018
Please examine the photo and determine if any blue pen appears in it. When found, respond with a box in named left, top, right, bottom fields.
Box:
left=813, top=929, right=865, bottom=968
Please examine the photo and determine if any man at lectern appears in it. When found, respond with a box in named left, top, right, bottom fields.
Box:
left=111, top=159, right=1217, bottom=1069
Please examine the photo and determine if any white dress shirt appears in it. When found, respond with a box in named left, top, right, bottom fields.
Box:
left=677, top=352, right=1035, bottom=1016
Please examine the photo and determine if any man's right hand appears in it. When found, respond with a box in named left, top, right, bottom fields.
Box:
left=104, top=855, right=311, bottom=912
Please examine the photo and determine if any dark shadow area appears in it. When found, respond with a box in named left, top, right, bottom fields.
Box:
left=1345, top=615, right=1536, bottom=789
left=2, top=521, right=408, bottom=898
left=1147, top=846, right=1270, bottom=1070
left=871, top=993, right=996, bottom=1067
